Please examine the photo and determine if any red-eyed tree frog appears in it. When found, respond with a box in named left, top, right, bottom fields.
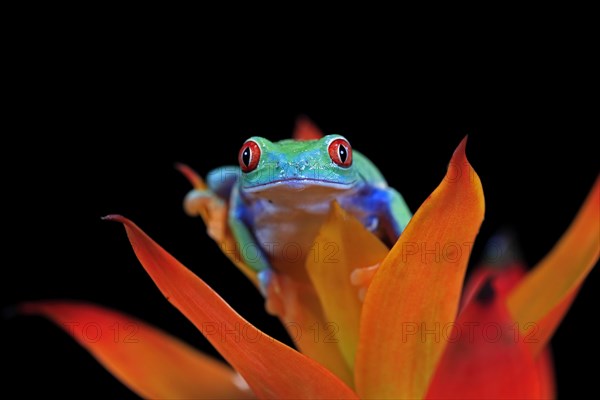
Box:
left=184, top=125, right=411, bottom=304
left=183, top=127, right=412, bottom=296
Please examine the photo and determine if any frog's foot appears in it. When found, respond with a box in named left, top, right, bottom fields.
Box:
left=350, top=263, right=380, bottom=302
left=183, top=189, right=227, bottom=241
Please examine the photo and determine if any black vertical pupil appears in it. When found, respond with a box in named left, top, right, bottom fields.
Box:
left=338, top=145, right=347, bottom=163
left=242, top=147, right=251, bottom=166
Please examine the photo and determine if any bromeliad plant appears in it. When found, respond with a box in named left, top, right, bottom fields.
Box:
left=17, top=124, right=599, bottom=399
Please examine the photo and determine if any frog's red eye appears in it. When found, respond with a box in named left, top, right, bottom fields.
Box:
left=328, top=138, right=352, bottom=167
left=239, top=140, right=261, bottom=172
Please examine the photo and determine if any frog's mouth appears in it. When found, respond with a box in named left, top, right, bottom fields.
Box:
left=243, top=178, right=358, bottom=192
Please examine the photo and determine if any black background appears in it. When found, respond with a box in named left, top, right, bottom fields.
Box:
left=2, top=31, right=598, bottom=398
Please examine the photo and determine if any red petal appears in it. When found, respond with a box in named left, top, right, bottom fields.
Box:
left=425, top=278, right=543, bottom=399
left=20, top=301, right=253, bottom=399
left=428, top=248, right=556, bottom=399
left=355, top=137, right=485, bottom=399
left=105, top=215, right=358, bottom=400
left=426, top=288, right=541, bottom=399
left=536, top=348, right=556, bottom=399
left=293, top=116, right=323, bottom=140
left=460, top=263, right=524, bottom=313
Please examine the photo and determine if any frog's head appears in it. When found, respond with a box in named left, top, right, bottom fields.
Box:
left=238, top=134, right=358, bottom=193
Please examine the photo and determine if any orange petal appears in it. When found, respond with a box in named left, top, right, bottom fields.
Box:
left=425, top=276, right=543, bottom=399
left=19, top=301, right=253, bottom=399
left=355, top=137, right=485, bottom=399
left=306, top=202, right=389, bottom=370
left=105, top=215, right=358, bottom=400
left=293, top=115, right=323, bottom=140
left=507, top=177, right=600, bottom=355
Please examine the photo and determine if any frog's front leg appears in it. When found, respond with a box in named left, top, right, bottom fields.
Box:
left=229, top=190, right=308, bottom=319
left=183, top=166, right=239, bottom=211
left=228, top=198, right=287, bottom=315
left=206, top=165, right=240, bottom=200
left=228, top=186, right=272, bottom=285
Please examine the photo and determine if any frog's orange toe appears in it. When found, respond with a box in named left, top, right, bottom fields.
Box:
left=183, top=189, right=212, bottom=216
left=350, top=263, right=380, bottom=302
